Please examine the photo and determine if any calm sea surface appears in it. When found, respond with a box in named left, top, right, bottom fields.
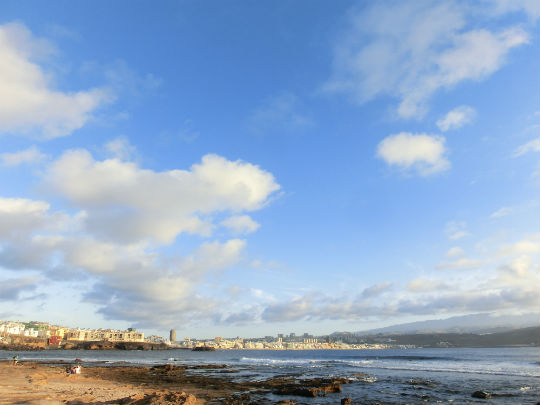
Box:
left=3, top=347, right=539, bottom=404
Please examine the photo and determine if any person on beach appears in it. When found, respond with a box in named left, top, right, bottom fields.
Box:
left=68, top=364, right=82, bottom=374
left=12, top=355, right=18, bottom=366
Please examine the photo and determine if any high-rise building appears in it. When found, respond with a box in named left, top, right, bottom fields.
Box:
left=170, top=329, right=176, bottom=343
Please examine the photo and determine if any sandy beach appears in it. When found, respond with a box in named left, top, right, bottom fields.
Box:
left=0, top=361, right=230, bottom=405
left=0, top=358, right=354, bottom=405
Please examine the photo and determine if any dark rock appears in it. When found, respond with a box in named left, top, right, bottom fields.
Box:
left=341, top=398, right=352, bottom=405
left=275, top=387, right=319, bottom=397
left=472, top=391, right=491, bottom=399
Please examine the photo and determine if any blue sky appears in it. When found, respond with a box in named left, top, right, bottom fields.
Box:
left=0, top=0, right=538, bottom=338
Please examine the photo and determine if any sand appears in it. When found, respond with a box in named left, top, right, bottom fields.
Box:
left=0, top=361, right=216, bottom=405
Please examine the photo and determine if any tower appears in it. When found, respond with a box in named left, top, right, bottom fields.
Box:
left=170, top=329, right=176, bottom=343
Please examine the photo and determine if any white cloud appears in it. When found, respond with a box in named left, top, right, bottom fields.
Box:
left=0, top=146, right=282, bottom=328
left=221, top=215, right=260, bottom=235
left=446, top=246, right=465, bottom=258
left=497, top=235, right=540, bottom=257
left=360, top=282, right=393, bottom=298
left=436, top=257, right=483, bottom=270
left=46, top=150, right=280, bottom=244
left=491, top=206, right=512, bottom=218
left=1, top=145, right=47, bottom=166
left=406, top=279, right=448, bottom=293
left=104, top=137, right=136, bottom=161
left=436, top=106, right=476, bottom=131
left=0, top=22, right=112, bottom=139
left=376, top=132, right=449, bottom=175
left=324, top=2, right=529, bottom=118
left=511, top=138, right=540, bottom=158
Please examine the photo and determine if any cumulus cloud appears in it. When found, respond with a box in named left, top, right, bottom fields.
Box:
left=45, top=150, right=279, bottom=244
left=496, top=235, right=540, bottom=257
left=511, top=138, right=540, bottom=158
left=1, top=146, right=48, bottom=166
left=436, top=106, right=476, bottom=131
left=0, top=22, right=112, bottom=138
left=0, top=148, right=282, bottom=328
left=376, top=132, right=449, bottom=175
left=324, top=2, right=529, bottom=118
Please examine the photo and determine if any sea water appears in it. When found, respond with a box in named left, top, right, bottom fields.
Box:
left=3, top=347, right=539, bottom=404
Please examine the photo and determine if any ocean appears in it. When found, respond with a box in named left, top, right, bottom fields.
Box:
left=3, top=347, right=539, bottom=404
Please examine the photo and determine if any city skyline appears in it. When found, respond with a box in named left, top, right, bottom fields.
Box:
left=0, top=1, right=538, bottom=338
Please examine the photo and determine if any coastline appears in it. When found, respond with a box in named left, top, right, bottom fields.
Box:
left=0, top=360, right=234, bottom=405
left=0, top=359, right=352, bottom=405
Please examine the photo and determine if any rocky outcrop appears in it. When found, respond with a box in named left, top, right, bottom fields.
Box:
left=472, top=391, right=491, bottom=399
left=273, top=378, right=347, bottom=397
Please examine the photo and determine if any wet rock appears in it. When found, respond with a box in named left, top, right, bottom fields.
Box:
left=275, top=386, right=320, bottom=397
left=276, top=400, right=296, bottom=405
left=472, top=391, right=491, bottom=399
left=341, top=398, right=352, bottom=405
left=221, top=393, right=251, bottom=405
left=150, top=364, right=186, bottom=375
left=274, top=380, right=343, bottom=397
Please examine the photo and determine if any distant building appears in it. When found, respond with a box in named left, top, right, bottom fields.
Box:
left=170, top=329, right=176, bottom=342
left=68, top=329, right=144, bottom=342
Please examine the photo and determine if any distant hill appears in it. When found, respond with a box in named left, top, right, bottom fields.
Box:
left=355, top=313, right=540, bottom=335
left=356, top=326, right=540, bottom=348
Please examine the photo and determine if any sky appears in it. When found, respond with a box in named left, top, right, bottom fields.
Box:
left=0, top=0, right=538, bottom=339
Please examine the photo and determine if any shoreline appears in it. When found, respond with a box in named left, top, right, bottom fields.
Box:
left=0, top=359, right=354, bottom=405
left=0, top=360, right=238, bottom=405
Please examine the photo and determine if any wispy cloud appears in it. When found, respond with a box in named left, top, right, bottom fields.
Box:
left=491, top=206, right=513, bottom=218
left=437, top=106, right=476, bottom=131
left=324, top=2, right=529, bottom=118
left=511, top=138, right=540, bottom=158
left=1, top=146, right=48, bottom=166
left=445, top=221, right=469, bottom=240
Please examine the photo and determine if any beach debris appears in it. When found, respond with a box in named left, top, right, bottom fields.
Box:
left=276, top=400, right=296, bottom=405
left=471, top=391, right=491, bottom=399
